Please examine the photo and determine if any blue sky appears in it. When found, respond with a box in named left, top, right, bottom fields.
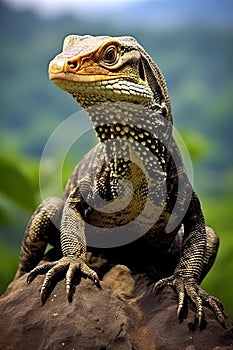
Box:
left=3, top=0, right=233, bottom=29
left=4, top=0, right=144, bottom=18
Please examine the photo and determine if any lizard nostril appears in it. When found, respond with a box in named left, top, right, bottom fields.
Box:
left=67, top=60, right=78, bottom=70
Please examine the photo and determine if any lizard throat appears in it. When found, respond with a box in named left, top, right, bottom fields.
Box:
left=86, top=102, right=172, bottom=174
left=52, top=77, right=158, bottom=109
left=86, top=102, right=171, bottom=143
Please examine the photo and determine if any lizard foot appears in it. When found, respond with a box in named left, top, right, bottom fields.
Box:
left=153, top=275, right=226, bottom=327
left=27, top=256, right=101, bottom=304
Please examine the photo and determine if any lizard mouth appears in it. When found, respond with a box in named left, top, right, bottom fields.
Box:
left=50, top=73, right=154, bottom=108
left=49, top=71, right=121, bottom=84
left=49, top=60, right=154, bottom=107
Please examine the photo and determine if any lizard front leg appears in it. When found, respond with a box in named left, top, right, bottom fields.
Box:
left=15, top=196, right=64, bottom=279
left=153, top=192, right=225, bottom=327
left=27, top=187, right=100, bottom=303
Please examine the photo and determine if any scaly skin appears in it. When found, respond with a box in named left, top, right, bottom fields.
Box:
left=15, top=35, right=225, bottom=327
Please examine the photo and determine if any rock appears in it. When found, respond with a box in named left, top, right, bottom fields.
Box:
left=0, top=272, right=133, bottom=350
left=0, top=261, right=233, bottom=350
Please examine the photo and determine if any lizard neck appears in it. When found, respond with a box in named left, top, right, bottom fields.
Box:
left=86, top=101, right=172, bottom=149
left=86, top=101, right=172, bottom=177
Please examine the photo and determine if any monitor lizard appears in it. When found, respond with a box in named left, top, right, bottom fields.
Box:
left=15, top=34, right=225, bottom=327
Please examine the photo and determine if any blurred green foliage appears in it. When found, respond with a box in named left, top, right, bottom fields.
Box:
left=0, top=2, right=232, bottom=319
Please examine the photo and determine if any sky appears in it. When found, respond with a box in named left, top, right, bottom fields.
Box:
left=4, top=0, right=146, bottom=18
left=3, top=0, right=233, bottom=29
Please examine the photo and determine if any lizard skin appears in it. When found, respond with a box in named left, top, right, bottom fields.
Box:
left=15, top=35, right=225, bottom=326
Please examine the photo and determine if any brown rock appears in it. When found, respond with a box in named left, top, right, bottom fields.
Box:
left=0, top=260, right=233, bottom=350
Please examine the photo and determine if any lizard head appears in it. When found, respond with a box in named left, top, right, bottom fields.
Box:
left=49, top=34, right=171, bottom=119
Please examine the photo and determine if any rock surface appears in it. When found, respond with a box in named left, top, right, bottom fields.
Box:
left=0, top=261, right=233, bottom=350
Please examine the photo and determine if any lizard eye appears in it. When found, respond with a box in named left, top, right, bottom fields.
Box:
left=102, top=45, right=119, bottom=65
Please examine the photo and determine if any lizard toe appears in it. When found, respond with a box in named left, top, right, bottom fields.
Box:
left=27, top=262, right=57, bottom=284
left=40, top=261, right=69, bottom=303
left=152, top=276, right=174, bottom=293
left=65, top=261, right=83, bottom=303
left=184, top=282, right=204, bottom=326
left=79, top=261, right=101, bottom=289
left=197, top=287, right=226, bottom=327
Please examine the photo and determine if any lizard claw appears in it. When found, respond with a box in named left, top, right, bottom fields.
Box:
left=27, top=256, right=100, bottom=303
left=65, top=258, right=101, bottom=303
left=27, top=261, right=56, bottom=284
left=153, top=275, right=226, bottom=327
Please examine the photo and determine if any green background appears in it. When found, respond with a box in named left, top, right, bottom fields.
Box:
left=0, top=0, right=232, bottom=319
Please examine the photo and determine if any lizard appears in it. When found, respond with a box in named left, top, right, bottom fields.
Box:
left=15, top=34, right=225, bottom=327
